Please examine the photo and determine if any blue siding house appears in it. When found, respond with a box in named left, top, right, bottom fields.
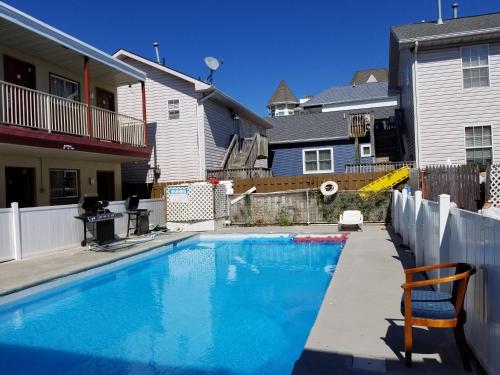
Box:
left=267, top=107, right=397, bottom=176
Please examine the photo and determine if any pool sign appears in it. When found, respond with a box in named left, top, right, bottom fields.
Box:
left=168, top=187, right=189, bottom=203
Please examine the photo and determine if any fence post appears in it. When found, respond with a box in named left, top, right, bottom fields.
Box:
left=438, top=194, right=451, bottom=285
left=306, top=190, right=310, bottom=225
left=392, top=190, right=399, bottom=234
left=401, top=188, right=408, bottom=245
left=414, top=190, right=423, bottom=266
left=11, top=202, right=22, bottom=260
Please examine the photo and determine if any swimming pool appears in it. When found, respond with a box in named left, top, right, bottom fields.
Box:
left=0, top=234, right=344, bottom=375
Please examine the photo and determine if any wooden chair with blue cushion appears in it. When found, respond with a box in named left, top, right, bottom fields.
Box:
left=401, top=262, right=476, bottom=369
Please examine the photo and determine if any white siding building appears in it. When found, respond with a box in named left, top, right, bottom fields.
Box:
left=389, top=12, right=500, bottom=168
left=114, top=50, right=271, bottom=183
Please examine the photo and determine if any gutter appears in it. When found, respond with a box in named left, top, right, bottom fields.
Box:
left=269, top=136, right=350, bottom=145
left=412, top=41, right=421, bottom=168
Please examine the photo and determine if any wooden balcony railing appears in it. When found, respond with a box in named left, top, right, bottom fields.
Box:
left=0, top=80, right=145, bottom=147
left=345, top=161, right=416, bottom=174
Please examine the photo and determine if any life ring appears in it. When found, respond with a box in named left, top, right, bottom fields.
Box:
left=320, top=181, right=338, bottom=196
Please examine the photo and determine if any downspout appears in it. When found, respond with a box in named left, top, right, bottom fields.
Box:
left=412, top=41, right=421, bottom=168
left=196, top=89, right=217, bottom=179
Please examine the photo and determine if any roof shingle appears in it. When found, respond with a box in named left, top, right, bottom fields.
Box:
left=267, top=80, right=299, bottom=106
left=266, top=106, right=396, bottom=144
left=392, top=12, right=500, bottom=42
left=302, top=81, right=392, bottom=108
left=351, top=68, right=388, bottom=84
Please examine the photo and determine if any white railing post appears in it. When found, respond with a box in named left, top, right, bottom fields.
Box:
left=392, top=190, right=400, bottom=234
left=401, top=188, right=409, bottom=245
left=46, top=96, right=52, bottom=133
left=11, top=202, right=22, bottom=260
left=414, top=190, right=423, bottom=266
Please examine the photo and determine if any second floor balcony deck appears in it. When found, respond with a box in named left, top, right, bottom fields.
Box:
left=0, top=80, right=145, bottom=147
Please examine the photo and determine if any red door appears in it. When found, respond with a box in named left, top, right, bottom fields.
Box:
left=3, top=56, right=37, bottom=127
left=95, top=88, right=115, bottom=111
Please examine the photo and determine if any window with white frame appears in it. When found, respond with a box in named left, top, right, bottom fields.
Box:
left=49, top=73, right=80, bottom=101
left=303, top=148, right=334, bottom=174
left=465, top=125, right=492, bottom=167
left=168, top=99, right=180, bottom=120
left=462, top=45, right=489, bottom=89
left=360, top=143, right=372, bottom=158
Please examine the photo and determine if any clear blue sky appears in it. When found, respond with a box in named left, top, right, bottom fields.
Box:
left=7, top=0, right=500, bottom=115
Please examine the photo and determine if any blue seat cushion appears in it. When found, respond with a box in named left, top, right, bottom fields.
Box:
left=401, top=290, right=456, bottom=320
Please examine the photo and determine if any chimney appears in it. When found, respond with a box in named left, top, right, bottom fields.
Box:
left=153, top=42, right=161, bottom=64
left=452, top=3, right=459, bottom=19
left=437, top=0, right=443, bottom=24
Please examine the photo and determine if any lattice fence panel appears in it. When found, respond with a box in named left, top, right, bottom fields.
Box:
left=489, top=164, right=500, bottom=206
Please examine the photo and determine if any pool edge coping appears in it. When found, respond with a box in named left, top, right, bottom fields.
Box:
left=0, top=233, right=197, bottom=300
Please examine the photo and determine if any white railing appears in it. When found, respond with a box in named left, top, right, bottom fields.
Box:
left=393, top=190, right=500, bottom=375
left=345, top=161, right=416, bottom=173
left=91, top=106, right=145, bottom=146
left=1, top=199, right=165, bottom=261
left=0, top=80, right=145, bottom=146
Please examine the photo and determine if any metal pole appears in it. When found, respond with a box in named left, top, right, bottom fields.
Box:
left=306, top=190, right=310, bottom=225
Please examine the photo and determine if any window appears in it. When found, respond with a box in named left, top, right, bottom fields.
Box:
left=462, top=45, right=489, bottom=89
left=303, top=148, right=334, bottom=174
left=49, top=169, right=79, bottom=199
left=465, top=126, right=492, bottom=167
left=168, top=99, right=180, bottom=120
left=360, top=143, right=372, bottom=157
left=49, top=74, right=80, bottom=101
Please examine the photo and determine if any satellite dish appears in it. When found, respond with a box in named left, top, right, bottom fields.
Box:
left=204, top=56, right=221, bottom=71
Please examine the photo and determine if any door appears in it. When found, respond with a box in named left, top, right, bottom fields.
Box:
left=97, top=171, right=115, bottom=201
left=4, top=56, right=36, bottom=89
left=95, top=88, right=115, bottom=112
left=3, top=56, right=37, bottom=127
left=5, top=167, right=36, bottom=208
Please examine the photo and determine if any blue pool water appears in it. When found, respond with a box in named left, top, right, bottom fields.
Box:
left=0, top=235, right=343, bottom=375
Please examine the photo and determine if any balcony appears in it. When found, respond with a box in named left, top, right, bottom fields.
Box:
left=0, top=80, right=145, bottom=147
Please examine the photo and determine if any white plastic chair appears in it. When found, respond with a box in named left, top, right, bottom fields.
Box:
left=338, top=210, right=363, bottom=231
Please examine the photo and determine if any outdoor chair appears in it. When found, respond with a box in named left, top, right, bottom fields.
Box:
left=338, top=210, right=363, bottom=231
left=401, top=262, right=476, bottom=370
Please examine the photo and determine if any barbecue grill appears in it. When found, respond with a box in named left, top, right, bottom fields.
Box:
left=74, top=195, right=123, bottom=246
left=125, top=195, right=151, bottom=236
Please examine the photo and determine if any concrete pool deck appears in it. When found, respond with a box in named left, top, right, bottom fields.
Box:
left=0, top=224, right=481, bottom=374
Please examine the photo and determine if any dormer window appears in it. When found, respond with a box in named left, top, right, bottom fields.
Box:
left=462, top=45, right=489, bottom=89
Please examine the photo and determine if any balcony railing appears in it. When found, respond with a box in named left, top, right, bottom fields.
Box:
left=0, top=80, right=145, bottom=147
left=345, top=161, right=416, bottom=174
left=206, top=167, right=273, bottom=180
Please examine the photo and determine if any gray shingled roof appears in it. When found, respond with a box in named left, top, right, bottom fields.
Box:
left=302, top=81, right=392, bottom=108
left=266, top=106, right=396, bottom=144
left=392, top=12, right=500, bottom=42
left=351, top=68, right=388, bottom=84
left=267, top=80, right=299, bottom=106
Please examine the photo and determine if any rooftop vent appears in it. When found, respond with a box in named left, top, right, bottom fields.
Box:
left=452, top=3, right=459, bottom=19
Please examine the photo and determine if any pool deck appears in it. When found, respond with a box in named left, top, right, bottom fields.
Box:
left=0, top=224, right=481, bottom=374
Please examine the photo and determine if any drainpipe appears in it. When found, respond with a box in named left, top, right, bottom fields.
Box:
left=412, top=41, right=421, bottom=168
left=196, top=89, right=217, bottom=179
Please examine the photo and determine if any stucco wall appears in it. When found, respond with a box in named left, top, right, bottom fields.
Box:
left=0, top=45, right=117, bottom=107
left=0, top=153, right=122, bottom=208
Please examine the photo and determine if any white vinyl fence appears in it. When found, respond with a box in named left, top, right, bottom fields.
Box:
left=393, top=190, right=500, bottom=375
left=0, top=199, right=165, bottom=261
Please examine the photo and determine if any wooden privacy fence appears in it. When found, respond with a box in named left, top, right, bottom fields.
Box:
left=424, top=165, right=480, bottom=211
left=233, top=172, right=386, bottom=194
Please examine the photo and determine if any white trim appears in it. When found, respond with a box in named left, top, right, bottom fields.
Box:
left=360, top=143, right=372, bottom=158
left=412, top=41, right=421, bottom=167
left=461, top=44, right=490, bottom=90
left=321, top=98, right=398, bottom=113
left=397, top=26, right=500, bottom=45
left=0, top=3, right=146, bottom=81
left=302, top=147, right=334, bottom=174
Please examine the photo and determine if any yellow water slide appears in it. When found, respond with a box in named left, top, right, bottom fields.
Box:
left=360, top=167, right=410, bottom=193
